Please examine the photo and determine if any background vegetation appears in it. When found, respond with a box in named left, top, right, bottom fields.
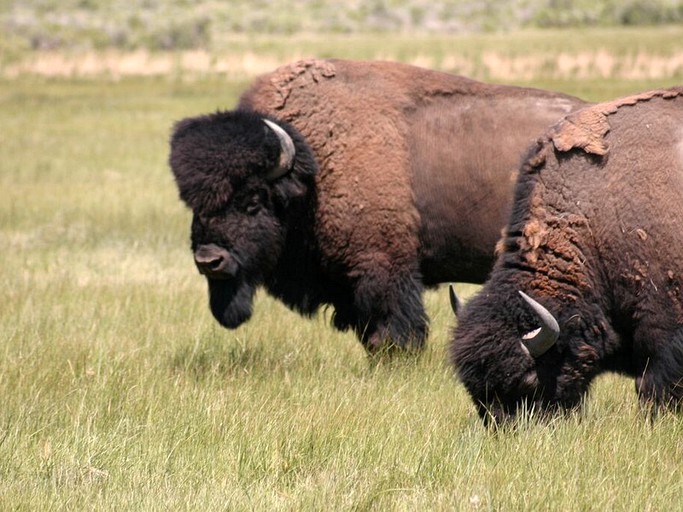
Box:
left=2, top=0, right=683, bottom=52
left=2, top=2, right=683, bottom=510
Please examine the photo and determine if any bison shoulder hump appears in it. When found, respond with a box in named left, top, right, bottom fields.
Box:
left=258, top=59, right=337, bottom=110
left=550, top=88, right=683, bottom=157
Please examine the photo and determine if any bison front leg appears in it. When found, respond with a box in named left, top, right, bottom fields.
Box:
left=352, top=270, right=428, bottom=355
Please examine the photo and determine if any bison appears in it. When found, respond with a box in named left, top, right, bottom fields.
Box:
left=450, top=87, right=683, bottom=423
left=169, top=58, right=586, bottom=354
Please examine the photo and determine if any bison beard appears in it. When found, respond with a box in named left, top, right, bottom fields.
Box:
left=207, top=278, right=256, bottom=329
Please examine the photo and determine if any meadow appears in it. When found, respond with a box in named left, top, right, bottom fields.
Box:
left=1, top=28, right=683, bottom=510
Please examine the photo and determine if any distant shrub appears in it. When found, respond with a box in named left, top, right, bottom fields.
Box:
left=1, top=0, right=683, bottom=52
left=531, top=0, right=683, bottom=28
left=617, top=1, right=683, bottom=25
left=146, top=18, right=211, bottom=51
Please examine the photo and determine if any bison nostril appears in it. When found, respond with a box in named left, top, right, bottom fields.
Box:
left=209, top=257, right=223, bottom=270
left=200, top=255, right=223, bottom=270
left=194, top=244, right=235, bottom=277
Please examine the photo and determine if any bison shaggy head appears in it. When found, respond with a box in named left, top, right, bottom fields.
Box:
left=169, top=110, right=316, bottom=329
left=451, top=284, right=597, bottom=426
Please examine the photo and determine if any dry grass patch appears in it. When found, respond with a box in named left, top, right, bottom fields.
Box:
left=6, top=48, right=683, bottom=82
left=4, top=27, right=683, bottom=82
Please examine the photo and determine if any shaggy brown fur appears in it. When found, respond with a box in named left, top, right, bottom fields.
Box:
left=241, top=59, right=585, bottom=285
left=451, top=87, right=683, bottom=423
left=171, top=58, right=586, bottom=353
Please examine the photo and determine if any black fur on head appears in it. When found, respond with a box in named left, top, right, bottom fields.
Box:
left=169, top=109, right=317, bottom=216
left=452, top=282, right=543, bottom=425
left=168, top=109, right=318, bottom=330
left=451, top=280, right=605, bottom=426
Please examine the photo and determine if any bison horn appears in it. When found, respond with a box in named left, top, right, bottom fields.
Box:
left=263, top=118, right=295, bottom=180
left=449, top=285, right=461, bottom=316
left=518, top=290, right=559, bottom=357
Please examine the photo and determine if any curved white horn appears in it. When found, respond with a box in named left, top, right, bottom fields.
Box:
left=518, top=291, right=560, bottom=357
left=263, top=119, right=295, bottom=180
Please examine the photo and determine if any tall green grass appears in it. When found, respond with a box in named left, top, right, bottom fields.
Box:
left=1, top=34, right=682, bottom=510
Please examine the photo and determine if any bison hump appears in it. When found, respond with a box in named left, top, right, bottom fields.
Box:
left=550, top=88, right=683, bottom=157
left=267, top=59, right=337, bottom=109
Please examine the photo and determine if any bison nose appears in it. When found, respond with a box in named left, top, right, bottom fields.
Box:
left=194, top=244, right=237, bottom=278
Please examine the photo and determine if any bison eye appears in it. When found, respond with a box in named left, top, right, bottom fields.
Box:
left=518, top=370, right=539, bottom=395
left=245, top=192, right=264, bottom=215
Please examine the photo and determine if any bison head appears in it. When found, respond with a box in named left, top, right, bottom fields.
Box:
left=169, top=110, right=317, bottom=328
left=451, top=282, right=598, bottom=426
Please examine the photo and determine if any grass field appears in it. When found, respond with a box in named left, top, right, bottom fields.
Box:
left=1, top=29, right=683, bottom=510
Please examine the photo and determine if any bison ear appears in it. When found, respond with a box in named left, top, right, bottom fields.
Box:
left=263, top=119, right=295, bottom=181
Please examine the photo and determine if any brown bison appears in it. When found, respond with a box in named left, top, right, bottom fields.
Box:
left=451, top=87, right=683, bottom=423
left=169, top=58, right=586, bottom=354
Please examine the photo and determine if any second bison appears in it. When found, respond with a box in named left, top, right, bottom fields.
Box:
left=451, top=87, right=683, bottom=423
left=169, top=58, right=585, bottom=354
